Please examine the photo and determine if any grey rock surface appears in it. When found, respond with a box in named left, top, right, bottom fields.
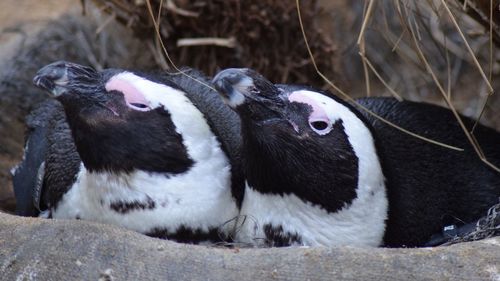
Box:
left=0, top=212, right=499, bottom=281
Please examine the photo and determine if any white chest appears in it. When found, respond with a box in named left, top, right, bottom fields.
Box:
left=236, top=182, right=388, bottom=247
left=50, top=133, right=239, bottom=238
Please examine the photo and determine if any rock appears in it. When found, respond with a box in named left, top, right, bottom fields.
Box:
left=0, top=212, right=499, bottom=281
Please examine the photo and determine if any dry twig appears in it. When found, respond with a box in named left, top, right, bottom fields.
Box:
left=177, top=37, right=237, bottom=48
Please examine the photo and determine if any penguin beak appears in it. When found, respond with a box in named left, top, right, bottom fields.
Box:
left=213, top=68, right=289, bottom=126
left=212, top=68, right=255, bottom=108
left=212, top=68, right=284, bottom=108
left=33, top=61, right=97, bottom=97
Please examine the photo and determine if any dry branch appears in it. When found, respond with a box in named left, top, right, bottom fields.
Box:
left=177, top=37, right=237, bottom=48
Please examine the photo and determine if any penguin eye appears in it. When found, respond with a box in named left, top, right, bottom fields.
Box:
left=309, top=120, right=332, bottom=135
left=130, top=103, right=148, bottom=108
left=128, top=102, right=150, bottom=111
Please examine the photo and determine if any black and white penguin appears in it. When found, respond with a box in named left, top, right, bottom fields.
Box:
left=13, top=61, right=244, bottom=243
left=212, top=68, right=500, bottom=247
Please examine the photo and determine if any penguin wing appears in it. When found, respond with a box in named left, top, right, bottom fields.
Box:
left=13, top=100, right=60, bottom=216
left=41, top=103, right=81, bottom=211
left=13, top=100, right=81, bottom=216
left=354, top=97, right=500, bottom=246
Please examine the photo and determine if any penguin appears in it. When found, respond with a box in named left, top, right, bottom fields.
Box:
left=212, top=68, right=500, bottom=247
left=13, top=61, right=244, bottom=244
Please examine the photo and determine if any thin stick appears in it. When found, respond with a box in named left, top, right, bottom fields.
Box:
left=157, top=0, right=164, bottom=26
left=297, top=0, right=463, bottom=152
left=166, top=0, right=199, bottom=17
left=359, top=52, right=404, bottom=101
left=357, top=0, right=376, bottom=45
left=489, top=0, right=493, bottom=82
left=444, top=37, right=452, bottom=100
left=391, top=29, right=406, bottom=52
left=471, top=0, right=494, bottom=134
left=177, top=37, right=237, bottom=48
left=358, top=1, right=371, bottom=97
left=360, top=39, right=371, bottom=97
left=472, top=94, right=491, bottom=134
left=440, top=0, right=494, bottom=94
left=95, top=12, right=116, bottom=35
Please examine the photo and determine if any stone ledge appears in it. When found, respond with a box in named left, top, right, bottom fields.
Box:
left=0, top=212, right=498, bottom=281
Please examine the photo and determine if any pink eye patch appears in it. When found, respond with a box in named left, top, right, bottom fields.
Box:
left=288, top=92, right=329, bottom=123
left=105, top=76, right=150, bottom=110
left=288, top=91, right=333, bottom=135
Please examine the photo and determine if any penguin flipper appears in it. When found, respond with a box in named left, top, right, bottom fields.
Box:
left=13, top=100, right=61, bottom=216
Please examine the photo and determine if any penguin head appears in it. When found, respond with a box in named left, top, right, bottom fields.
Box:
left=213, top=68, right=386, bottom=214
left=212, top=68, right=341, bottom=137
left=34, top=61, right=194, bottom=174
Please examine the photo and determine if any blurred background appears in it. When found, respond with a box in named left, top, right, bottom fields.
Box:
left=0, top=0, right=499, bottom=213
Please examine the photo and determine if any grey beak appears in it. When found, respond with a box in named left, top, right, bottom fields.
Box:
left=33, top=61, right=97, bottom=97
left=212, top=68, right=251, bottom=97
left=212, top=68, right=257, bottom=108
left=33, top=61, right=69, bottom=96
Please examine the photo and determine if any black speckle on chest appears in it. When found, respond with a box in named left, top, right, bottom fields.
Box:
left=263, top=224, right=302, bottom=247
left=109, top=196, right=156, bottom=214
left=146, top=225, right=225, bottom=244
